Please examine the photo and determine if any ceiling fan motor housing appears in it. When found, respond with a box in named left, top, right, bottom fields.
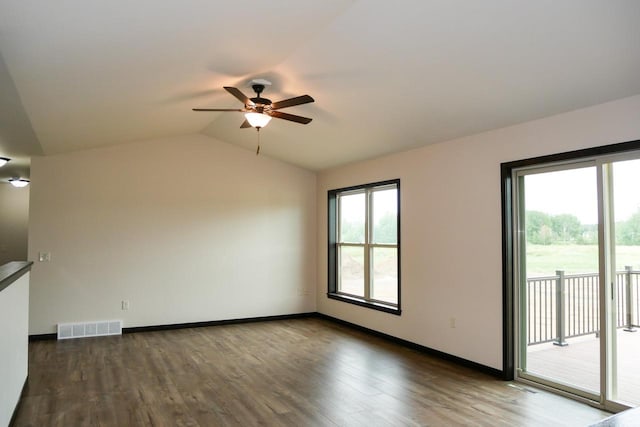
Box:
left=250, top=84, right=272, bottom=106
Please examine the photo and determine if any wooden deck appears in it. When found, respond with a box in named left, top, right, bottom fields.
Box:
left=527, top=328, right=640, bottom=405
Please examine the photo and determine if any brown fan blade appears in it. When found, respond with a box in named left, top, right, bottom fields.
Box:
left=240, top=120, right=252, bottom=128
left=271, top=95, right=314, bottom=110
left=192, top=108, right=244, bottom=112
left=224, top=86, right=251, bottom=105
left=268, top=110, right=312, bottom=124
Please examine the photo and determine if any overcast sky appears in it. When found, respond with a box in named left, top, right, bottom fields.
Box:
left=524, top=158, right=640, bottom=224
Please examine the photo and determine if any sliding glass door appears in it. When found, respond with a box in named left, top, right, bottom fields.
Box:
left=513, top=152, right=640, bottom=410
left=516, top=164, right=601, bottom=398
left=609, top=158, right=640, bottom=406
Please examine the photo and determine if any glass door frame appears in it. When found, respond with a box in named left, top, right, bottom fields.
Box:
left=513, top=160, right=601, bottom=403
left=598, top=151, right=640, bottom=410
left=500, top=139, right=640, bottom=413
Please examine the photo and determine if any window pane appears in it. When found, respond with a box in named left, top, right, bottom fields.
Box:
left=339, top=245, right=365, bottom=297
left=372, top=247, right=398, bottom=304
left=372, top=188, right=397, bottom=244
left=339, top=193, right=365, bottom=243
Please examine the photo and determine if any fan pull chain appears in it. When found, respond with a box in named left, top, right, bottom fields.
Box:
left=256, top=127, right=261, bottom=155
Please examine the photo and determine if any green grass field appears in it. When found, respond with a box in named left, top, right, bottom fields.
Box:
left=526, top=244, right=640, bottom=277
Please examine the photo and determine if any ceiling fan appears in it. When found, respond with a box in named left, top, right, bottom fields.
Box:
left=193, top=80, right=314, bottom=129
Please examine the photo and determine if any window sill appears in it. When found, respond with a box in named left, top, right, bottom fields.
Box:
left=327, top=293, right=401, bottom=315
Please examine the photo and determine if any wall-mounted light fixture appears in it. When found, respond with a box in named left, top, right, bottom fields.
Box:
left=0, top=157, right=10, bottom=167
left=9, top=178, right=30, bottom=188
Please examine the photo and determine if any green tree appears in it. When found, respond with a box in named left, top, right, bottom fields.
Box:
left=551, top=214, right=581, bottom=244
left=577, top=223, right=598, bottom=245
left=526, top=211, right=553, bottom=244
left=538, top=224, right=554, bottom=245
left=373, top=213, right=397, bottom=244
left=340, top=219, right=364, bottom=242
left=617, top=210, right=640, bottom=245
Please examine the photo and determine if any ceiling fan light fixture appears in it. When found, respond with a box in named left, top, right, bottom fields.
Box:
left=9, top=178, right=30, bottom=188
left=244, top=112, right=272, bottom=128
left=0, top=157, right=10, bottom=167
left=193, top=84, right=314, bottom=128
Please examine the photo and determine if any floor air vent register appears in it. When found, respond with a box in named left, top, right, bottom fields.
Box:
left=57, top=320, right=122, bottom=340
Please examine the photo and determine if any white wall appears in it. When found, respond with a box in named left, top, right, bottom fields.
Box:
left=317, top=94, right=640, bottom=370
left=0, top=271, right=29, bottom=427
left=25, top=94, right=640, bottom=368
left=0, top=184, right=29, bottom=266
left=28, top=134, right=316, bottom=334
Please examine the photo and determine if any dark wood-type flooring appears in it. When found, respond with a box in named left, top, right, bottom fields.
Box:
left=12, top=317, right=611, bottom=426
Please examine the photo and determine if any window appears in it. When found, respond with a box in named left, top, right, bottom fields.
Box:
left=328, top=179, right=400, bottom=314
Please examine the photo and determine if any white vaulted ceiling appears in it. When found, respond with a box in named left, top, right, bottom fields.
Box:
left=1, top=1, right=640, bottom=172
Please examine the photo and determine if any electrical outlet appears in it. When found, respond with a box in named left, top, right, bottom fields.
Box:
left=121, top=300, right=130, bottom=311
left=38, top=252, right=51, bottom=262
left=449, top=317, right=456, bottom=328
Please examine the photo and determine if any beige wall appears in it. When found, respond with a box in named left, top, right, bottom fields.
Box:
left=28, top=134, right=316, bottom=334
left=25, top=94, right=640, bottom=369
left=317, top=94, right=640, bottom=370
left=0, top=184, right=29, bottom=265
left=0, top=271, right=29, bottom=426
